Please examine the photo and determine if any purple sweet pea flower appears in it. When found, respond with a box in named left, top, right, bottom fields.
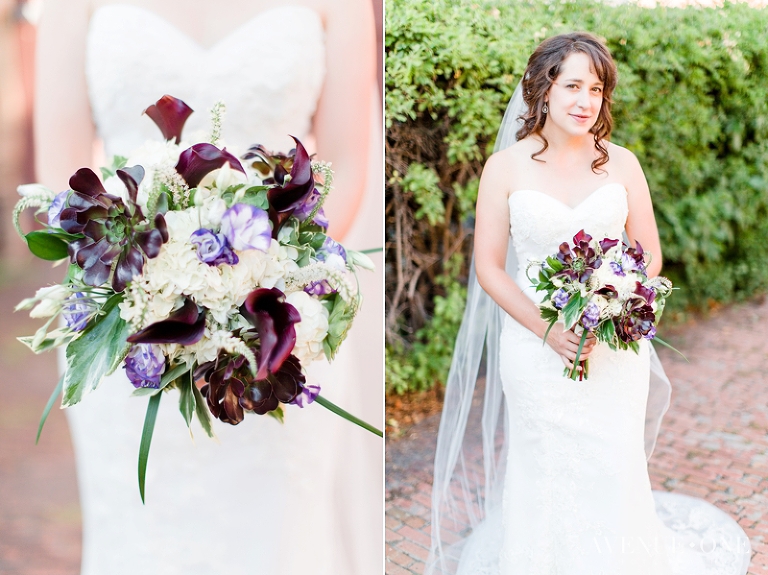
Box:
left=293, top=188, right=329, bottom=229
left=304, top=279, right=335, bottom=296
left=553, top=288, right=570, bottom=310
left=644, top=325, right=657, bottom=340
left=220, top=204, right=271, bottom=252
left=62, top=292, right=93, bottom=331
left=47, top=190, right=69, bottom=228
left=190, top=229, right=239, bottom=266
left=609, top=261, right=626, bottom=277
left=316, top=236, right=347, bottom=270
left=581, top=301, right=600, bottom=330
left=291, top=383, right=321, bottom=408
left=124, top=344, right=165, bottom=389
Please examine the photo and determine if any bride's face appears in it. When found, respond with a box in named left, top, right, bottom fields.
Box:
left=543, top=52, right=604, bottom=137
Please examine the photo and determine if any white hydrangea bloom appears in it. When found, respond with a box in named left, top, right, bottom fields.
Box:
left=286, top=291, right=329, bottom=364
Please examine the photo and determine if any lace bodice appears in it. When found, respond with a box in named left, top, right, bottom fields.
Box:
left=86, top=4, right=326, bottom=156
left=508, top=182, right=628, bottom=272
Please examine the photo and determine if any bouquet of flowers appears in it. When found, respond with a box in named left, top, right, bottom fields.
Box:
left=527, top=229, right=674, bottom=380
left=14, top=95, right=380, bottom=499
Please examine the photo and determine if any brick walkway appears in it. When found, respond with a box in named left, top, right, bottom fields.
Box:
left=0, top=255, right=81, bottom=575
left=386, top=296, right=768, bottom=575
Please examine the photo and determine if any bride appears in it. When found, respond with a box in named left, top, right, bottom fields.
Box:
left=427, top=32, right=751, bottom=575
left=34, top=1, right=381, bottom=574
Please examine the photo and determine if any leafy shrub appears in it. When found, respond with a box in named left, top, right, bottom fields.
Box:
left=385, top=0, right=768, bottom=393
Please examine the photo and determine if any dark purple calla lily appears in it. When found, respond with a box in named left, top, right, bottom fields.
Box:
left=599, top=238, right=620, bottom=253
left=266, top=137, right=315, bottom=236
left=240, top=288, right=300, bottom=380
left=60, top=167, right=168, bottom=292
left=127, top=298, right=205, bottom=345
left=143, top=95, right=194, bottom=144
left=633, top=282, right=656, bottom=304
left=175, top=143, right=245, bottom=188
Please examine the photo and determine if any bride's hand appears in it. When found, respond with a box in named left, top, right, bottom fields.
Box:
left=544, top=325, right=596, bottom=370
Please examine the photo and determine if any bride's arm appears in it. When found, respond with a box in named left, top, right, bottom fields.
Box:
left=616, top=146, right=663, bottom=278
left=474, top=152, right=595, bottom=365
left=34, top=0, right=95, bottom=186
left=312, top=0, right=376, bottom=241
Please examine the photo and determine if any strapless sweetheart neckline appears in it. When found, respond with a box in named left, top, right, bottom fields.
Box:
left=508, top=182, right=627, bottom=211
left=90, top=3, right=322, bottom=50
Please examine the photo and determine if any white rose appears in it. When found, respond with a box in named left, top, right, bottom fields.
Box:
left=286, top=291, right=329, bottom=365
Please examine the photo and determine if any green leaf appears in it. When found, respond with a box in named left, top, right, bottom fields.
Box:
left=267, top=405, right=285, bottom=424
left=192, top=383, right=215, bottom=438
left=131, top=363, right=190, bottom=397
left=546, top=256, right=564, bottom=272
left=138, top=393, right=161, bottom=504
left=539, top=306, right=559, bottom=323
left=314, top=395, right=382, bottom=437
left=178, top=371, right=195, bottom=428
left=25, top=231, right=69, bottom=261
left=652, top=336, right=687, bottom=361
left=62, top=295, right=131, bottom=407
left=36, top=375, right=64, bottom=444
left=561, top=293, right=587, bottom=330
left=541, top=319, right=558, bottom=346
left=322, top=295, right=356, bottom=360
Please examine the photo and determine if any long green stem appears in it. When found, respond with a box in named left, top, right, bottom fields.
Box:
left=36, top=375, right=64, bottom=444
left=569, top=329, right=589, bottom=381
left=314, top=395, right=383, bottom=437
left=138, top=393, right=162, bottom=504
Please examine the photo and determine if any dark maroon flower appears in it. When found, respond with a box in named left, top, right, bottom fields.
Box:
left=599, top=237, right=620, bottom=253
left=633, top=282, right=656, bottom=305
left=175, top=143, right=245, bottom=188
left=60, top=167, right=168, bottom=292
left=144, top=95, right=193, bottom=144
left=196, top=332, right=307, bottom=424
left=127, top=298, right=205, bottom=345
left=555, top=229, right=603, bottom=283
left=265, top=137, right=315, bottom=237
left=616, top=299, right=656, bottom=344
left=625, top=241, right=646, bottom=272
left=240, top=288, right=301, bottom=380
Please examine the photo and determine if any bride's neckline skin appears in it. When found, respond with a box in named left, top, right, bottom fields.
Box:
left=89, top=1, right=327, bottom=49
left=503, top=136, right=627, bottom=209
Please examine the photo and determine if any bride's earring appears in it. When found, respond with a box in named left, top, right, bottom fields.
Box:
left=542, top=103, right=548, bottom=114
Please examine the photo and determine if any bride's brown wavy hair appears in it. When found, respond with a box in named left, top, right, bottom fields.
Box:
left=515, top=32, right=618, bottom=173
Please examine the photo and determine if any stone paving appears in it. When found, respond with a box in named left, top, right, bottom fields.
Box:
left=0, top=255, right=81, bottom=575
left=386, top=296, right=768, bottom=575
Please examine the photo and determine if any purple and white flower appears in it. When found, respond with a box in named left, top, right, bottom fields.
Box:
left=63, top=292, right=94, bottom=331
left=553, top=288, right=570, bottom=310
left=291, top=383, right=321, bottom=408
left=293, top=188, right=329, bottom=228
left=316, top=236, right=347, bottom=270
left=47, top=191, right=69, bottom=228
left=190, top=228, right=239, bottom=266
left=124, top=344, right=165, bottom=389
left=304, top=279, right=335, bottom=296
left=220, top=203, right=271, bottom=252
left=581, top=301, right=600, bottom=330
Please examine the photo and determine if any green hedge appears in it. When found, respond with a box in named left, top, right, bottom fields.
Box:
left=385, top=0, right=768, bottom=394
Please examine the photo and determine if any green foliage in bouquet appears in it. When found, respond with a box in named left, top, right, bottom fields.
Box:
left=386, top=0, right=768, bottom=394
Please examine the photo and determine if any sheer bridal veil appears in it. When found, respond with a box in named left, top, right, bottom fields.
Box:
left=425, top=81, right=673, bottom=574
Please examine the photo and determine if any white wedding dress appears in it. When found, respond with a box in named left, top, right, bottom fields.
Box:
left=451, top=183, right=751, bottom=574
left=61, top=5, right=382, bottom=575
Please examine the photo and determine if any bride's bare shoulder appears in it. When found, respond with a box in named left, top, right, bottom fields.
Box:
left=482, top=138, right=533, bottom=193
